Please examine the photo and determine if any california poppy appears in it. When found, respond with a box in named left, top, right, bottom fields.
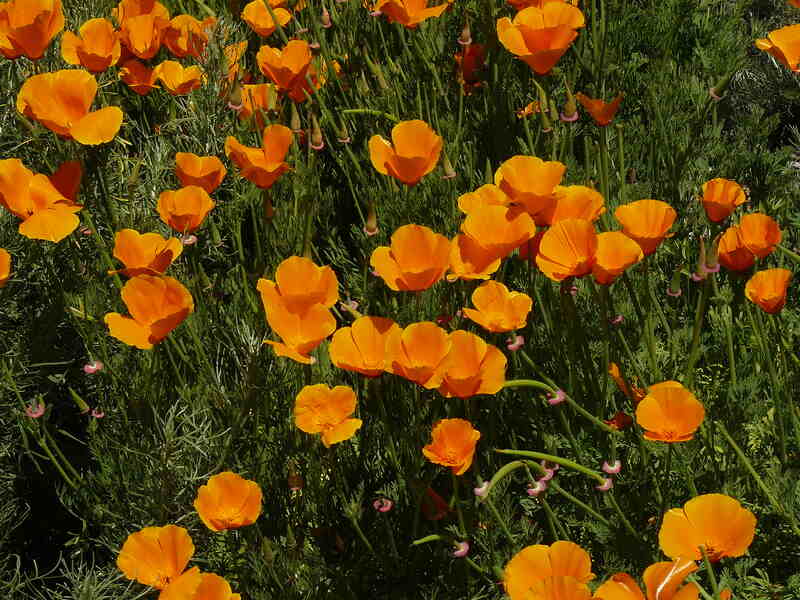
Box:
left=536, top=218, right=598, bottom=281
left=242, top=0, right=292, bottom=37
left=659, top=493, right=757, bottom=561
left=447, top=234, right=503, bottom=282
left=194, top=573, right=243, bottom=600
left=175, top=153, right=226, bottom=194
left=755, top=24, right=800, bottom=72
left=112, top=0, right=170, bottom=22
left=294, top=384, right=362, bottom=447
left=575, top=92, right=623, bottom=126
left=117, top=524, right=194, bottom=589
left=256, top=40, right=321, bottom=102
left=745, top=268, right=792, bottom=314
left=110, top=229, right=183, bottom=277
left=422, top=418, right=480, bottom=475
left=0, top=0, right=63, bottom=60
left=371, top=224, right=450, bottom=291
left=368, top=120, right=443, bottom=186
left=105, top=275, right=194, bottom=349
left=593, top=557, right=699, bottom=600
left=463, top=281, right=532, bottom=332
left=329, top=316, right=400, bottom=377
left=494, top=155, right=566, bottom=221
left=516, top=230, right=546, bottom=264
left=0, top=249, right=10, bottom=288
left=614, top=199, right=676, bottom=256
left=225, top=124, right=293, bottom=189
left=61, top=18, right=121, bottom=72
left=119, top=59, right=160, bottom=95
left=539, top=185, right=605, bottom=226
left=194, top=472, right=262, bottom=532
left=504, top=540, right=595, bottom=600
left=592, top=231, right=644, bottom=285
left=460, top=205, right=536, bottom=259
left=608, top=362, right=646, bottom=406
left=701, top=178, right=747, bottom=222
left=163, top=14, right=215, bottom=58
left=154, top=60, right=203, bottom=95
left=17, top=69, right=124, bottom=145
left=385, top=321, right=451, bottom=388
left=718, top=226, right=755, bottom=272
left=739, top=213, right=781, bottom=258
left=635, top=381, right=705, bottom=442
left=223, top=40, right=249, bottom=91
left=265, top=255, right=339, bottom=314
left=507, top=0, right=579, bottom=9
left=157, top=186, right=215, bottom=234
left=372, top=0, right=449, bottom=28
left=454, top=43, right=486, bottom=94
left=437, top=330, right=507, bottom=398
left=48, top=159, right=82, bottom=203
left=237, top=83, right=280, bottom=128
left=457, top=184, right=512, bottom=215
left=603, top=411, right=634, bottom=431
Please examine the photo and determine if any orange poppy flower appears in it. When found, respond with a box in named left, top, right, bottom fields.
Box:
left=118, top=10, right=169, bottom=59
left=372, top=0, right=449, bottom=28
left=717, top=226, right=754, bottom=272
left=516, top=229, right=546, bottom=263
left=494, top=155, right=566, bottom=221
left=507, top=0, right=579, bottom=10
left=61, top=18, right=120, bottom=72
left=0, top=0, right=63, bottom=60
left=659, top=493, right=757, bottom=561
left=447, top=234, right=503, bottom=282
left=504, top=540, right=595, bottom=600
left=105, top=275, right=194, bottom=349
left=614, top=199, right=676, bottom=256
left=608, top=362, right=646, bottom=406
left=516, top=101, right=542, bottom=118
left=371, top=224, right=450, bottom=291
left=48, top=159, right=82, bottom=203
left=385, top=321, right=451, bottom=388
left=538, top=185, right=605, bottom=226
left=242, top=0, right=292, bottom=37
left=175, top=153, right=226, bottom=194
left=222, top=40, right=248, bottom=87
left=593, top=558, right=699, bottom=600
left=463, top=280, right=532, bottom=332
left=496, top=4, right=585, bottom=75
left=237, top=83, right=281, bottom=128
left=460, top=205, right=537, bottom=259
left=256, top=40, right=322, bottom=102
left=157, top=186, right=215, bottom=234
left=745, top=268, right=792, bottom=314
left=192, top=573, right=242, bottom=600
left=457, top=184, right=512, bottom=214
left=153, top=60, right=203, bottom=95
left=164, top=14, right=215, bottom=58
left=194, top=472, right=262, bottom=532
left=422, top=418, right=480, bottom=475
left=0, top=249, right=10, bottom=288
left=265, top=255, right=339, bottom=313
left=635, top=381, right=705, bottom=442
left=437, top=330, right=507, bottom=398
left=368, top=120, right=443, bottom=186
left=16, top=70, right=123, bottom=145
left=755, top=24, right=800, bottom=72
left=454, top=43, right=486, bottom=94
left=112, top=0, right=170, bottom=22
left=738, top=213, right=781, bottom=258
left=225, top=124, right=293, bottom=189
left=604, top=411, right=634, bottom=431
left=592, top=231, right=644, bottom=285
left=119, top=59, right=159, bottom=95
left=536, top=218, right=598, bottom=281
left=294, top=384, right=362, bottom=447
left=110, top=229, right=183, bottom=277
left=575, top=92, right=623, bottom=126
left=329, top=316, right=400, bottom=377
left=701, top=178, right=747, bottom=222
left=117, top=524, right=194, bottom=590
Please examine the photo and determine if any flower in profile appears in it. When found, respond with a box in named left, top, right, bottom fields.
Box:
left=105, top=275, right=194, bottom=349
left=454, top=43, right=486, bottom=94
left=256, top=40, right=322, bottom=102
left=614, top=199, right=677, bottom=256
left=242, top=0, right=292, bottom=37
left=592, top=231, right=644, bottom=285
left=494, top=155, right=566, bottom=221
left=738, top=213, right=781, bottom=258
left=372, top=0, right=449, bottom=28
left=659, top=493, right=757, bottom=561
left=294, top=384, right=362, bottom=447
left=717, top=226, right=754, bottom=272
left=593, top=558, right=699, bottom=600
left=17, top=70, right=123, bottom=145
left=0, top=248, right=10, bottom=288
left=194, top=472, right=262, bottom=532
left=237, top=83, right=281, bottom=128
left=370, top=224, right=450, bottom=291
left=608, top=362, right=646, bottom=406
left=0, top=0, right=64, bottom=60
left=369, top=120, right=443, bottom=186
left=701, top=178, right=747, bottom=222
left=385, top=321, right=451, bottom=388
left=110, top=229, right=183, bottom=277
left=330, top=316, right=400, bottom=377
left=112, top=0, right=170, bottom=22
left=115, top=0, right=169, bottom=60
left=157, top=186, right=215, bottom=234
left=575, top=92, right=623, bottom=126
left=460, top=205, right=536, bottom=259
left=117, top=524, right=197, bottom=591
left=225, top=124, right=293, bottom=189
left=61, top=18, right=120, bottom=72
left=119, top=59, right=159, bottom=95
left=423, top=418, right=480, bottom=475
left=153, top=60, right=203, bottom=95
left=604, top=411, right=633, bottom=431
left=504, top=541, right=595, bottom=600
left=539, top=185, right=605, bottom=226
left=745, top=268, right=792, bottom=314
left=175, top=153, right=226, bottom=194
left=635, top=381, right=705, bottom=442
left=517, top=101, right=541, bottom=118
left=755, top=24, right=800, bottom=72
left=447, top=234, right=503, bottom=281
left=163, top=14, right=215, bottom=58
left=437, top=330, right=506, bottom=398
left=463, top=280, right=532, bottom=332
left=536, top=219, right=598, bottom=281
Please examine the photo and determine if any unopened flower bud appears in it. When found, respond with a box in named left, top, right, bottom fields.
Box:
left=310, top=113, right=324, bottom=150
left=547, top=389, right=566, bottom=406
left=321, top=7, right=332, bottom=28
left=595, top=478, right=613, bottom=492
left=373, top=497, right=394, bottom=512
left=667, top=266, right=683, bottom=297
left=290, top=103, right=302, bottom=133
left=527, top=480, right=548, bottom=496
left=364, top=201, right=378, bottom=236
left=83, top=360, right=103, bottom=374
left=458, top=21, right=471, bottom=46
left=473, top=481, right=490, bottom=497
left=561, top=83, right=579, bottom=122
left=506, top=334, right=524, bottom=351
left=704, top=233, right=721, bottom=273
left=453, top=541, right=470, bottom=558
left=337, top=120, right=351, bottom=144
left=602, top=459, right=622, bottom=475
left=442, top=153, right=456, bottom=179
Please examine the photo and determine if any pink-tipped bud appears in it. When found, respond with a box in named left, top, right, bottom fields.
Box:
left=181, top=234, right=198, bottom=246
left=442, top=153, right=456, bottom=179
left=79, top=226, right=93, bottom=236
left=83, top=360, right=104, bottom=374
left=310, top=113, right=325, bottom=151
left=506, top=334, right=524, bottom=352
left=364, top=201, right=378, bottom=236
left=373, top=498, right=394, bottom=513
left=321, top=7, right=332, bottom=28
left=547, top=389, right=566, bottom=406
left=595, top=478, right=613, bottom=492
left=340, top=299, right=359, bottom=312
left=527, top=480, right=548, bottom=496
left=704, top=233, right=721, bottom=273
left=25, top=401, right=46, bottom=419
left=473, top=481, right=490, bottom=498
left=602, top=460, right=622, bottom=475
left=457, top=21, right=471, bottom=46
left=541, top=460, right=560, bottom=472
left=560, top=111, right=579, bottom=123
left=667, top=267, right=683, bottom=297
left=453, top=541, right=470, bottom=558
left=91, top=408, right=105, bottom=419
left=538, top=469, right=554, bottom=482
left=369, top=10, right=382, bottom=16
left=609, top=314, right=624, bottom=326
left=290, top=103, right=302, bottom=133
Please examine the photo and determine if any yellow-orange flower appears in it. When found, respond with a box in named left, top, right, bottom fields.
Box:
left=193, top=574, right=242, bottom=600
left=154, top=60, right=203, bottom=95
left=635, top=381, right=705, bottom=442
left=371, top=224, right=450, bottom=291
left=504, top=541, right=595, bottom=600
left=460, top=205, right=536, bottom=259
left=110, top=229, right=182, bottom=277
left=0, top=0, right=63, bottom=60
left=457, top=184, right=512, bottom=214
left=265, top=255, right=339, bottom=313
left=422, top=418, right=480, bottom=475
left=659, top=493, right=757, bottom=561
left=163, top=14, right=215, bottom=58
left=118, top=12, right=168, bottom=59
left=594, top=558, right=699, bottom=600
left=194, top=472, right=262, bottom=532
left=592, top=231, right=644, bottom=285
left=242, top=0, right=292, bottom=37
left=385, top=321, right=450, bottom=388
left=119, top=59, right=159, bottom=95
left=117, top=524, right=194, bottom=590
left=447, top=234, right=503, bottom=282
left=256, top=40, right=321, bottom=102
left=539, top=185, right=605, bottom=226
left=718, top=226, right=754, bottom=272
left=536, top=218, right=597, bottom=281
left=112, top=0, right=170, bottom=22
left=175, top=153, right=226, bottom=194
left=614, top=199, right=676, bottom=256
left=294, top=384, right=362, bottom=447
left=701, top=178, right=747, bottom=222
left=756, top=24, right=800, bottom=72
left=237, top=83, right=280, bottom=129
left=437, top=330, right=507, bottom=398
left=575, top=92, right=623, bottom=126
left=739, top=213, right=781, bottom=258
left=104, top=275, right=194, bottom=349
left=373, top=0, right=449, bottom=28
left=463, top=281, right=532, bottom=332
left=157, top=186, right=215, bottom=234
left=17, top=69, right=123, bottom=145
left=368, top=120, right=443, bottom=186
left=0, top=249, right=10, bottom=288
left=745, top=268, right=792, bottom=314
left=494, top=155, right=566, bottom=221
left=61, top=18, right=120, bottom=72
left=330, top=316, right=400, bottom=377
left=507, top=0, right=579, bottom=9
left=225, top=124, right=293, bottom=189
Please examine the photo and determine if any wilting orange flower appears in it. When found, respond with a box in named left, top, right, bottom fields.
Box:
left=385, top=321, right=451, bottom=388
left=175, top=153, right=226, bottom=194
left=373, top=0, right=449, bottom=28
left=738, top=213, right=781, bottom=258
left=237, top=83, right=280, bottom=128
left=119, top=59, right=159, bottom=95
left=575, top=92, right=623, bottom=126
left=701, top=178, right=747, bottom=222
left=593, top=558, right=699, bottom=600
left=718, top=226, right=754, bottom=272
left=538, top=185, right=605, bottom=226
left=494, top=155, right=566, bottom=221
left=423, top=418, right=480, bottom=475
left=0, top=249, right=10, bottom=288
left=659, top=493, right=757, bottom=561
left=222, top=40, right=248, bottom=88
left=154, top=60, right=203, bottom=95
left=536, top=219, right=597, bottom=281
left=294, top=384, right=362, bottom=447
left=745, top=268, right=792, bottom=314
left=635, top=381, right=705, bottom=442
left=614, top=199, right=676, bottom=256
left=371, top=225, right=450, bottom=291
left=61, top=18, right=120, bottom=72
left=256, top=40, right=322, bottom=102
left=0, top=0, right=63, bottom=60
left=330, top=316, right=400, bottom=377
left=265, top=255, right=339, bottom=313
left=17, top=70, right=123, bottom=145
left=105, top=275, right=194, bottom=349
left=463, top=281, right=532, bottom=332
left=225, top=124, right=293, bottom=189
left=117, top=524, right=194, bottom=589
left=608, top=362, right=646, bottom=406
left=110, top=229, right=182, bottom=277
left=447, top=234, right=503, bottom=281
left=157, top=186, right=215, bottom=234
left=164, top=14, right=215, bottom=58
left=437, top=330, right=507, bottom=398
left=369, top=120, right=443, bottom=186
left=454, top=43, right=485, bottom=94
left=194, top=472, right=262, bottom=532
left=755, top=24, right=800, bottom=72
left=504, top=541, right=595, bottom=600
left=592, top=231, right=644, bottom=285
left=461, top=205, right=536, bottom=259
left=603, top=411, right=633, bottom=431
left=496, top=4, right=585, bottom=75
left=243, top=0, right=292, bottom=37
left=516, top=101, right=542, bottom=118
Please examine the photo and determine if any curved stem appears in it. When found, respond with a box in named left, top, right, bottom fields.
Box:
left=494, top=449, right=605, bottom=483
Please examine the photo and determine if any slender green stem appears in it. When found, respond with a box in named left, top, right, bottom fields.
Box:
left=700, top=547, right=721, bottom=600
left=485, top=496, right=514, bottom=545
left=605, top=491, right=640, bottom=540
left=685, top=276, right=712, bottom=388
left=658, top=444, right=673, bottom=528
left=342, top=108, right=399, bottom=122
left=495, top=449, right=604, bottom=483
left=550, top=480, right=611, bottom=527
left=451, top=472, right=467, bottom=538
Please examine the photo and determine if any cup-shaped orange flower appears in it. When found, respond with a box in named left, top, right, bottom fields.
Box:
left=225, top=124, right=293, bottom=189
left=461, top=205, right=536, bottom=259
left=175, top=153, right=226, bottom=194
left=16, top=70, right=124, bottom=145
left=457, top=184, right=512, bottom=215
left=614, top=199, right=676, bottom=256
left=0, top=0, right=64, bottom=60
left=659, top=493, right=757, bottom=561
left=0, top=249, right=10, bottom=288
left=385, top=321, right=450, bottom=388
left=701, top=178, right=746, bottom=222
left=61, top=18, right=120, bottom=72
left=592, top=231, right=644, bottom=285
left=119, top=59, right=159, bottom=95
left=256, top=40, right=318, bottom=102
left=164, top=14, right=215, bottom=58
left=463, top=281, right=532, bottom=333
left=268, top=255, right=339, bottom=313
left=112, top=0, right=170, bottom=22
left=118, top=13, right=168, bottom=59
left=243, top=0, right=292, bottom=37
left=423, top=418, right=480, bottom=475
left=110, top=229, right=183, bottom=277
left=538, top=185, right=605, bottom=226
left=536, top=218, right=598, bottom=281
left=718, top=225, right=754, bottom=272
left=294, top=384, right=362, bottom=447
left=194, top=574, right=242, bottom=600
left=756, top=24, right=800, bottom=72
left=371, top=224, right=450, bottom=291
left=504, top=541, right=595, bottom=600
left=117, top=524, right=194, bottom=589
left=157, top=186, right=215, bottom=234
left=373, top=0, right=449, bottom=28
left=745, top=268, right=792, bottom=314
left=437, top=330, right=507, bottom=398
left=154, top=60, right=203, bottom=95
left=575, top=92, right=623, bottom=126
left=194, top=472, right=262, bottom=532
left=635, top=381, right=705, bottom=442
left=494, top=155, right=566, bottom=221
left=738, top=212, right=781, bottom=258
left=105, top=275, right=194, bottom=349
left=369, top=120, right=443, bottom=186
left=447, top=234, right=503, bottom=281
left=330, top=316, right=401, bottom=377
left=593, top=558, right=699, bottom=600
